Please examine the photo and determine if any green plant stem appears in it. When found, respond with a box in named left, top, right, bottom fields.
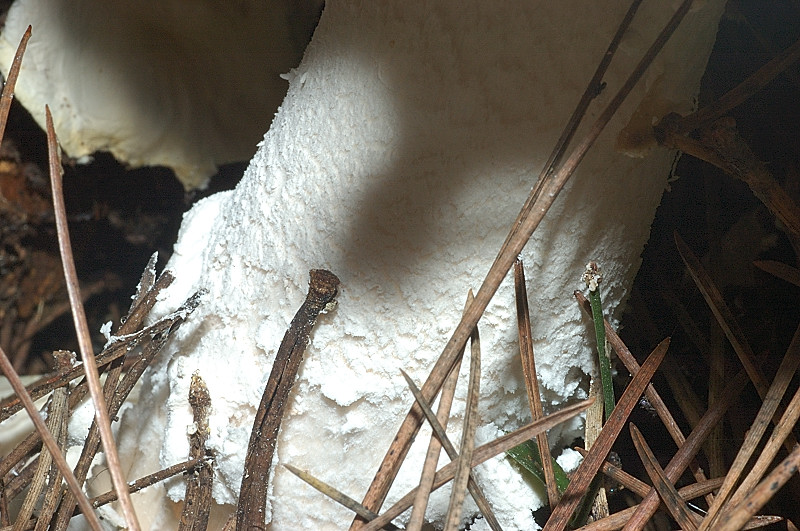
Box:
left=589, top=286, right=615, bottom=422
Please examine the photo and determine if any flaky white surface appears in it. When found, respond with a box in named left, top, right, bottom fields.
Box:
left=117, top=1, right=725, bottom=528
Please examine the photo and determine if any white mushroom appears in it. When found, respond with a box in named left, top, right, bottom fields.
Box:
left=4, top=1, right=728, bottom=529
left=0, top=0, right=322, bottom=189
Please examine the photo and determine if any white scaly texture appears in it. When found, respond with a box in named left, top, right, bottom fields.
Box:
left=117, top=1, right=725, bottom=528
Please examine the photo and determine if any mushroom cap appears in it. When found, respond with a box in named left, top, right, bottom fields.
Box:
left=0, top=0, right=320, bottom=189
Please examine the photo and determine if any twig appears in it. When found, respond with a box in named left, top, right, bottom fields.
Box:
left=0, top=299, right=177, bottom=424
left=124, top=253, right=159, bottom=323
left=45, top=106, right=140, bottom=531
left=51, top=289, right=200, bottom=529
left=236, top=269, right=340, bottom=530
left=15, top=351, right=71, bottom=531
left=0, top=478, right=9, bottom=528
left=661, top=120, right=800, bottom=242
left=53, top=340, right=126, bottom=530
left=362, top=399, right=594, bottom=531
left=542, top=338, right=669, bottom=531
left=514, top=260, right=559, bottom=507
left=179, top=373, right=214, bottom=531
left=352, top=1, right=692, bottom=524
left=87, top=458, right=205, bottom=509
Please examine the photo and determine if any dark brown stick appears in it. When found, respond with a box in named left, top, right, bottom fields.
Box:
left=236, top=269, right=340, bottom=530
left=87, top=459, right=204, bottom=509
left=179, top=374, right=214, bottom=531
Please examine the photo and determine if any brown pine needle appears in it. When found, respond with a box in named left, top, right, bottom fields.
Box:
left=629, top=424, right=699, bottom=530
left=574, top=446, right=652, bottom=497
left=282, top=464, right=400, bottom=531
left=577, top=479, right=782, bottom=531
left=515, top=260, right=559, bottom=507
left=0, top=345, right=102, bottom=531
left=675, top=231, right=798, bottom=451
left=573, top=445, right=767, bottom=528
left=715, top=444, right=800, bottom=531
left=674, top=36, right=800, bottom=134
left=351, top=2, right=691, bottom=525
left=726, top=380, right=800, bottom=514
left=542, top=338, right=668, bottom=531
left=444, top=308, right=481, bottom=531
left=753, top=259, right=800, bottom=288
left=362, top=398, right=594, bottom=531
left=574, top=291, right=711, bottom=491
left=511, top=0, right=644, bottom=228
left=699, top=321, right=800, bottom=530
left=400, top=369, right=501, bottom=530
left=0, top=26, right=31, bottom=147
left=619, top=369, right=750, bottom=531
left=405, top=365, right=460, bottom=530
left=46, top=106, right=140, bottom=531
left=408, top=292, right=471, bottom=531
